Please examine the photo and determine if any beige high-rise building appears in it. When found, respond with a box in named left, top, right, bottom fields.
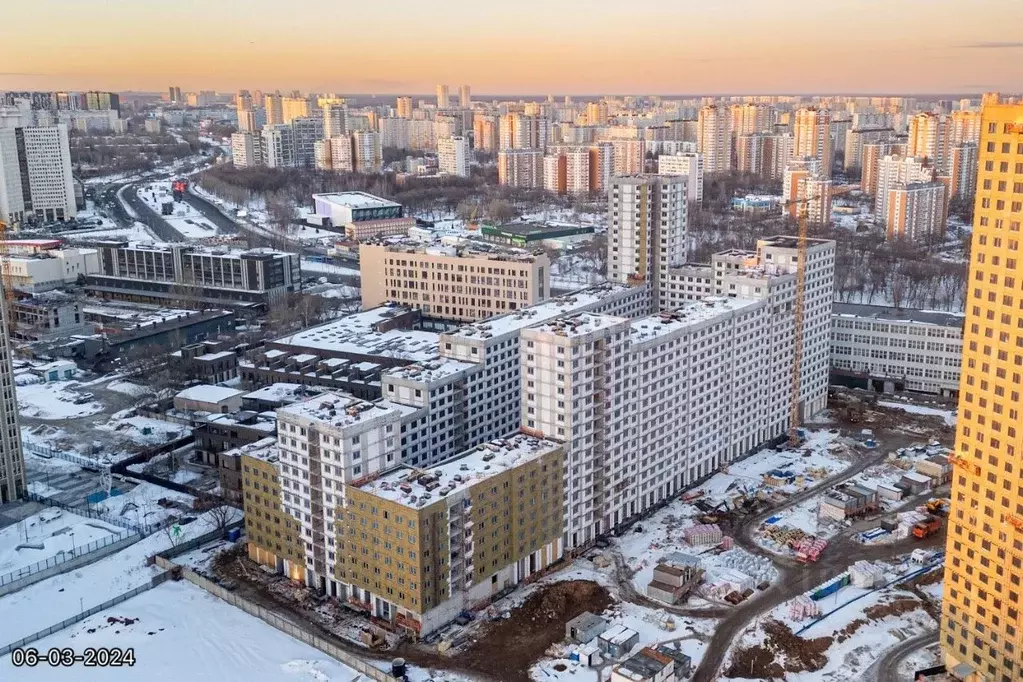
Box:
left=352, top=131, right=381, bottom=173
left=499, top=113, right=549, bottom=150
left=885, top=182, right=946, bottom=242
left=612, top=139, right=645, bottom=175
left=323, top=103, right=347, bottom=139
left=782, top=159, right=832, bottom=226
left=542, top=147, right=590, bottom=196
left=498, top=149, right=543, bottom=188
left=793, top=107, right=833, bottom=178
left=0, top=284, right=25, bottom=503
left=697, top=104, right=731, bottom=173
left=950, top=109, right=982, bottom=146
left=946, top=142, right=979, bottom=200
left=437, top=135, right=470, bottom=177
left=940, top=95, right=1023, bottom=682
left=396, top=96, right=413, bottom=119
left=587, top=142, right=614, bottom=193
left=874, top=155, right=934, bottom=223
left=281, top=96, right=310, bottom=124
left=264, top=93, right=283, bottom=126
left=586, top=101, right=609, bottom=126
left=730, top=103, right=774, bottom=137
left=908, top=112, right=951, bottom=172
left=231, top=131, right=263, bottom=168
left=472, top=113, right=499, bottom=153
left=359, top=242, right=551, bottom=321
left=459, top=84, right=471, bottom=108
left=436, top=84, right=449, bottom=108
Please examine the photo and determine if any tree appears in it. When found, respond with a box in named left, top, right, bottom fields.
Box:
left=487, top=199, right=515, bottom=224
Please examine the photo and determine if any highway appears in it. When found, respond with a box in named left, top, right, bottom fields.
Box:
left=117, top=182, right=186, bottom=242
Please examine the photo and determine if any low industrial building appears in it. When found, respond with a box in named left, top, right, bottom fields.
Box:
left=169, top=340, right=238, bottom=384
left=241, top=382, right=318, bottom=412
left=611, top=647, right=685, bottom=682
left=566, top=612, right=609, bottom=644
left=3, top=240, right=99, bottom=292
left=480, top=222, right=595, bottom=248
left=359, top=240, right=551, bottom=323
left=915, top=455, right=952, bottom=485
left=597, top=624, right=640, bottom=660
left=830, top=302, right=963, bottom=396
left=173, top=385, right=246, bottom=414
left=820, top=483, right=880, bottom=521
left=196, top=411, right=277, bottom=503
left=12, top=291, right=91, bottom=341
left=311, top=192, right=414, bottom=240
left=84, top=241, right=300, bottom=309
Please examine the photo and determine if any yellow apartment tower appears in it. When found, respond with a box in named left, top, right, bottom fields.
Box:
left=941, top=93, right=1023, bottom=682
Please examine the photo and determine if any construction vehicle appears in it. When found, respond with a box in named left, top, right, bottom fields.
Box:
left=925, top=499, right=950, bottom=516
left=913, top=516, right=942, bottom=539
left=171, top=179, right=189, bottom=201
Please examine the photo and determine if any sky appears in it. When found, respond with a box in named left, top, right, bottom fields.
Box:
left=1, top=0, right=1021, bottom=95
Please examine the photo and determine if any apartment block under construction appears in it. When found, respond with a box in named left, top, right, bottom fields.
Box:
left=940, top=94, right=1023, bottom=682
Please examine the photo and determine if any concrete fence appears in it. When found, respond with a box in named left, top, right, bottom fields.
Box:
left=0, top=531, right=142, bottom=598
left=0, top=572, right=170, bottom=657
left=165, top=559, right=394, bottom=681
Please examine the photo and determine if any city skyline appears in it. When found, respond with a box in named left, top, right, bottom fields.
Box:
left=2, top=0, right=1021, bottom=94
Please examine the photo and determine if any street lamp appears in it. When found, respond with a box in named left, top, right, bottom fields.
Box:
left=69, top=531, right=75, bottom=557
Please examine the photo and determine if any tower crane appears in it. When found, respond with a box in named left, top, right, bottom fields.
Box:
left=0, top=220, right=16, bottom=332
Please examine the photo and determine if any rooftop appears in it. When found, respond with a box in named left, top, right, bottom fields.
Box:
left=277, top=392, right=413, bottom=430
left=229, top=436, right=279, bottom=463
left=96, top=241, right=293, bottom=259
left=243, top=383, right=318, bottom=404
left=272, top=306, right=439, bottom=362
left=196, top=351, right=235, bottom=362
left=630, top=298, right=761, bottom=343
left=205, top=411, right=276, bottom=432
left=364, top=237, right=542, bottom=262
left=444, top=283, right=638, bottom=342
left=384, top=358, right=476, bottom=384
left=758, top=235, right=834, bottom=250
left=832, top=302, right=965, bottom=328
left=312, top=191, right=400, bottom=210
left=175, top=385, right=246, bottom=404
left=356, top=434, right=561, bottom=509
left=615, top=648, right=673, bottom=679
left=528, top=312, right=629, bottom=338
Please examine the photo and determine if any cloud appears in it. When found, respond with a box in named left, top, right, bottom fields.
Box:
left=0, top=72, right=48, bottom=77
left=960, top=41, right=1023, bottom=49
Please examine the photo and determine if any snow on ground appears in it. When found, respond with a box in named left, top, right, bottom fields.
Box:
left=106, top=380, right=149, bottom=398
left=301, top=259, right=360, bottom=277
left=0, top=507, right=237, bottom=647
left=877, top=400, right=956, bottom=427
left=88, top=481, right=195, bottom=528
left=97, top=413, right=189, bottom=447
left=0, top=509, right=126, bottom=576
left=551, top=253, right=606, bottom=290
left=65, top=222, right=164, bottom=243
left=16, top=380, right=103, bottom=420
left=136, top=182, right=220, bottom=239
left=0, top=580, right=364, bottom=682
left=169, top=469, right=202, bottom=485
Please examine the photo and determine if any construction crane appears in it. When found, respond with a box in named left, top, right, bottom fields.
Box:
left=786, top=184, right=856, bottom=447
left=0, top=220, right=16, bottom=332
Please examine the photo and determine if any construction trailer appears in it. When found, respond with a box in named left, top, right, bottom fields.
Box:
left=819, top=483, right=879, bottom=520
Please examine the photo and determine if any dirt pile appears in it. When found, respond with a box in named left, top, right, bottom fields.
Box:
left=455, top=580, right=614, bottom=682
left=864, top=596, right=920, bottom=620
left=724, top=619, right=832, bottom=680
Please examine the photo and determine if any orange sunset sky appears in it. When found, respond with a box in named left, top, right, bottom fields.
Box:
left=1, top=0, right=1021, bottom=94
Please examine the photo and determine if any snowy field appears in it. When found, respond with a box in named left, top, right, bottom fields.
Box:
left=0, top=507, right=235, bottom=647
left=106, top=381, right=150, bottom=398
left=87, top=481, right=195, bottom=528
left=877, top=400, right=956, bottom=427
left=0, top=581, right=364, bottom=682
left=16, top=380, right=103, bottom=420
left=65, top=222, right=164, bottom=243
left=0, top=509, right=126, bottom=576
left=97, top=413, right=189, bottom=447
left=136, top=182, right=220, bottom=239
left=301, top=259, right=360, bottom=277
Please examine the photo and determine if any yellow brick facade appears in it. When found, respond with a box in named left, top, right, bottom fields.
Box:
left=241, top=453, right=306, bottom=581
left=941, top=97, right=1023, bottom=682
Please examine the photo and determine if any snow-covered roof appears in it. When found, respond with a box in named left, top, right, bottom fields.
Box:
left=312, top=192, right=399, bottom=210
left=356, top=435, right=561, bottom=509
left=832, top=302, right=964, bottom=329
left=277, top=392, right=414, bottom=431
left=385, top=358, right=476, bottom=384
left=529, top=312, right=628, bottom=338
left=175, top=385, right=245, bottom=404
left=630, top=298, right=761, bottom=343
left=272, top=307, right=439, bottom=362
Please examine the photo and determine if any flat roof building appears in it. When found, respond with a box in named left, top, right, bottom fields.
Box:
left=311, top=192, right=414, bottom=241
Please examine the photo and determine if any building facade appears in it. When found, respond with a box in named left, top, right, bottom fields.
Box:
left=438, top=136, right=470, bottom=177
left=697, top=105, right=730, bottom=173
left=0, top=283, right=25, bottom=503
left=497, top=149, right=543, bottom=188
left=231, top=131, right=263, bottom=168
left=886, top=182, right=947, bottom=243
left=657, top=153, right=704, bottom=203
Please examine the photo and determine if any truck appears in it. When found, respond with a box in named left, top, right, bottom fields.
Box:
left=161, top=201, right=174, bottom=215
left=913, top=516, right=942, bottom=539
left=171, top=179, right=189, bottom=201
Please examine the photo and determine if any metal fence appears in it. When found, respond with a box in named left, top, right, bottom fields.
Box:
left=25, top=491, right=169, bottom=536
left=22, top=440, right=110, bottom=471
left=0, top=529, right=139, bottom=589
left=0, top=573, right=169, bottom=657
left=170, top=562, right=393, bottom=681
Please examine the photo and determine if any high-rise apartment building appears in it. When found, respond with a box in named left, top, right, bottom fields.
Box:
left=231, top=131, right=263, bottom=168
left=874, top=155, right=934, bottom=223
left=0, top=124, right=76, bottom=224
left=0, top=285, right=26, bottom=503
left=168, top=86, right=182, bottom=104
left=947, top=142, right=979, bottom=200
left=497, top=149, right=543, bottom=188
left=844, top=127, right=896, bottom=172
left=885, top=182, right=946, bottom=243
left=436, top=84, right=449, bottom=109
left=611, top=139, right=645, bottom=176
left=291, top=116, right=324, bottom=169
left=697, top=104, right=731, bottom=173
left=499, top=113, right=549, bottom=151
left=542, top=147, right=590, bottom=196
left=264, top=93, right=284, bottom=126
left=281, top=96, right=311, bottom=124
left=908, top=112, right=951, bottom=173
left=459, top=84, right=471, bottom=108
left=586, top=101, right=610, bottom=126
left=352, top=131, right=382, bottom=173
left=437, top=135, right=470, bottom=177
left=471, top=114, right=498, bottom=154
left=940, top=96, right=1023, bottom=682
left=323, top=103, right=347, bottom=139
left=359, top=241, right=550, bottom=321
left=656, top=152, right=704, bottom=204
left=782, top=159, right=833, bottom=227
left=396, top=96, right=413, bottom=120
left=730, top=103, right=774, bottom=137
left=261, top=124, right=296, bottom=168
left=949, top=110, right=982, bottom=146
left=607, top=175, right=688, bottom=310
left=793, top=107, right=833, bottom=178
left=379, top=118, right=410, bottom=150
left=588, top=142, right=614, bottom=193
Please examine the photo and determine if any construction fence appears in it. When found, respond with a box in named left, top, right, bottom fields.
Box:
left=25, top=491, right=168, bottom=536
left=0, top=530, right=141, bottom=597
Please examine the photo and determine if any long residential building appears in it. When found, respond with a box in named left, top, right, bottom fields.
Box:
left=697, top=105, right=730, bottom=173
left=359, top=241, right=551, bottom=322
left=830, top=302, right=963, bottom=396
left=498, top=149, right=543, bottom=188
left=85, top=241, right=301, bottom=309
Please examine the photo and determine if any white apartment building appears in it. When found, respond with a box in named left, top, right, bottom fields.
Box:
left=498, top=149, right=543, bottom=188
left=261, top=124, right=296, bottom=168
left=438, top=136, right=470, bottom=177
left=272, top=393, right=425, bottom=594
left=231, top=131, right=263, bottom=168
left=314, top=140, right=332, bottom=171
left=409, top=120, right=436, bottom=151
left=656, top=152, right=704, bottom=203
left=697, top=105, right=730, bottom=173
left=323, top=103, right=347, bottom=139
left=396, top=96, right=413, bottom=120
left=329, top=136, right=354, bottom=172
left=830, top=302, right=963, bottom=396
left=886, top=182, right=946, bottom=242
left=459, top=84, right=471, bottom=108
left=0, top=124, right=76, bottom=223
left=608, top=175, right=688, bottom=311
left=612, top=140, right=645, bottom=176
left=380, top=117, right=410, bottom=150
left=793, top=108, right=833, bottom=177
left=874, top=155, right=934, bottom=223
left=7, top=247, right=99, bottom=292
left=352, top=131, right=382, bottom=173
left=0, top=286, right=25, bottom=503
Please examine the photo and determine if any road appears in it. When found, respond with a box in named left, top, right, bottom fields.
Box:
left=868, top=629, right=939, bottom=682
left=689, top=434, right=949, bottom=682
left=180, top=187, right=239, bottom=235
left=118, top=182, right=186, bottom=242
